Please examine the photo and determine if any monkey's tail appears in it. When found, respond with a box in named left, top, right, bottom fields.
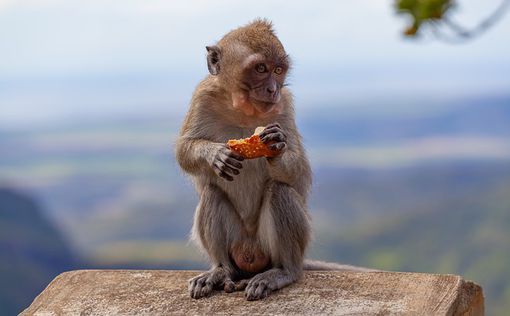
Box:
left=303, top=259, right=378, bottom=272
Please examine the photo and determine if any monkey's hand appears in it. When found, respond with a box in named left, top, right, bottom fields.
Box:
left=210, top=144, right=244, bottom=181
left=260, top=122, right=287, bottom=156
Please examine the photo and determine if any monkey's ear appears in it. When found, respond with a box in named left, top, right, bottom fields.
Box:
left=206, top=45, right=221, bottom=75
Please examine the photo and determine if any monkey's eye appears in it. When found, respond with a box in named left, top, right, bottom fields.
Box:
left=255, top=64, right=267, bottom=73
left=274, top=66, right=283, bottom=75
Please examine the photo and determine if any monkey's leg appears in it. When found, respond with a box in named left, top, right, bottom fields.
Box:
left=245, top=181, right=311, bottom=301
left=189, top=184, right=242, bottom=299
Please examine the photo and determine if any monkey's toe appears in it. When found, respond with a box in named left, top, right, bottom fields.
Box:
left=234, top=279, right=249, bottom=291
left=189, top=268, right=236, bottom=298
left=245, top=279, right=271, bottom=301
left=224, top=279, right=235, bottom=293
left=200, top=281, right=214, bottom=297
left=189, top=274, right=212, bottom=299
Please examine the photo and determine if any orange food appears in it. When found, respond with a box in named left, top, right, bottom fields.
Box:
left=227, top=127, right=277, bottom=159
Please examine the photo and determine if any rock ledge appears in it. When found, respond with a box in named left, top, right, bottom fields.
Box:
left=22, top=270, right=483, bottom=315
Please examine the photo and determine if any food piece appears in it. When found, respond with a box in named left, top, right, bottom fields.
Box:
left=227, top=126, right=277, bottom=159
left=253, top=126, right=265, bottom=135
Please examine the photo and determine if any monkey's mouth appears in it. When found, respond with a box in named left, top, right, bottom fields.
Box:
left=240, top=86, right=281, bottom=114
left=249, top=91, right=281, bottom=112
left=250, top=99, right=278, bottom=113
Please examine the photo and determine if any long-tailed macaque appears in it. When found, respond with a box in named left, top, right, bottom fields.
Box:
left=176, top=19, right=371, bottom=301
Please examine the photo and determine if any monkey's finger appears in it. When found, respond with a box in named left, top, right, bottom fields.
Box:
left=265, top=122, right=281, bottom=129
left=226, top=150, right=245, bottom=161
left=269, top=142, right=287, bottom=152
left=220, top=147, right=244, bottom=161
left=214, top=162, right=239, bottom=177
left=221, top=162, right=240, bottom=175
left=259, top=127, right=285, bottom=139
left=261, top=132, right=285, bottom=143
left=259, top=126, right=280, bottom=137
left=223, top=156, right=243, bottom=169
left=218, top=170, right=234, bottom=181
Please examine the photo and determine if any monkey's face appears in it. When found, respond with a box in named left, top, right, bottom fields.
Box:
left=240, top=53, right=288, bottom=113
left=206, top=43, right=289, bottom=115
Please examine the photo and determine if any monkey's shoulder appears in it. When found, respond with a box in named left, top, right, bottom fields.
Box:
left=280, top=86, right=293, bottom=102
left=191, top=76, right=226, bottom=101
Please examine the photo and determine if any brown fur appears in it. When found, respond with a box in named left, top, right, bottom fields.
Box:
left=176, top=20, right=313, bottom=301
left=218, top=19, right=286, bottom=60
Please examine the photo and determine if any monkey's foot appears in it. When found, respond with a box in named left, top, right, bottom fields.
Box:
left=188, top=267, right=235, bottom=299
left=232, top=279, right=250, bottom=291
left=245, top=272, right=278, bottom=301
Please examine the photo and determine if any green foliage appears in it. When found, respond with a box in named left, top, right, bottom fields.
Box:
left=395, top=0, right=454, bottom=35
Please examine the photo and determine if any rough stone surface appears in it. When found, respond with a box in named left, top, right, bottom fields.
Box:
left=21, top=270, right=484, bottom=315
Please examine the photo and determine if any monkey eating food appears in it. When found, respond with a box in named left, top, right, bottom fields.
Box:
left=176, top=19, right=372, bottom=302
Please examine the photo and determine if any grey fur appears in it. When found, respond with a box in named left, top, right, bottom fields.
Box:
left=176, top=20, right=368, bottom=301
left=176, top=76, right=312, bottom=300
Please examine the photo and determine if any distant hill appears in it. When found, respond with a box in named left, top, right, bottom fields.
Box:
left=0, top=188, right=76, bottom=315
left=311, top=167, right=510, bottom=315
left=299, top=94, right=510, bottom=145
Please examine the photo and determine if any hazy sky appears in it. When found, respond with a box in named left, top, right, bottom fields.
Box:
left=0, top=0, right=509, bottom=127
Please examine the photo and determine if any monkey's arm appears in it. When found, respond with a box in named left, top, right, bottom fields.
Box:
left=176, top=137, right=219, bottom=173
left=176, top=105, right=244, bottom=180
left=262, top=120, right=312, bottom=198
left=266, top=146, right=311, bottom=197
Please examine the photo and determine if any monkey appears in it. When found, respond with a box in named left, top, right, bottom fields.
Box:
left=175, top=19, right=372, bottom=301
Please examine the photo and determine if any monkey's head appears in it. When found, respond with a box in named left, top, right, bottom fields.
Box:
left=206, top=19, right=290, bottom=116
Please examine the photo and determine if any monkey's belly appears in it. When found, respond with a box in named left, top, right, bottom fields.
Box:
left=231, top=241, right=270, bottom=273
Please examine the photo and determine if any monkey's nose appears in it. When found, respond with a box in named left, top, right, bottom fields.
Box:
left=266, top=81, right=277, bottom=96
left=266, top=88, right=278, bottom=101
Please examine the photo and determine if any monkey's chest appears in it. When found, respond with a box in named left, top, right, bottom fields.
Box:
left=217, top=158, right=269, bottom=218
left=230, top=239, right=270, bottom=274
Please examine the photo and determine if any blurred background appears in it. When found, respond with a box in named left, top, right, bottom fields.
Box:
left=1, top=0, right=509, bottom=314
